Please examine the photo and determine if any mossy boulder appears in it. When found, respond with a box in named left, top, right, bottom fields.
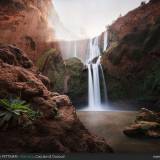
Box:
left=65, top=58, right=83, bottom=76
left=36, top=48, right=65, bottom=92
left=65, top=58, right=87, bottom=103
left=37, top=52, right=87, bottom=104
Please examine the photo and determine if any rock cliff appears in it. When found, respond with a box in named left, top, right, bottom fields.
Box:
left=102, top=0, right=160, bottom=102
left=0, top=0, right=58, bottom=62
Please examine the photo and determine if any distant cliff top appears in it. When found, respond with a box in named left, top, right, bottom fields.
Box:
left=109, top=0, right=160, bottom=41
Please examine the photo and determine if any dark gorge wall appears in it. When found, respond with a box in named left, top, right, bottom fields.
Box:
left=102, top=0, right=160, bottom=103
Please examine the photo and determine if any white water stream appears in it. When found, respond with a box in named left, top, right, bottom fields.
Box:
left=74, top=41, right=77, bottom=57
left=87, top=34, right=108, bottom=111
left=103, top=31, right=108, bottom=51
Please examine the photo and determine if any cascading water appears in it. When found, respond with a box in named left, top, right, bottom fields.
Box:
left=87, top=36, right=108, bottom=111
left=92, top=63, right=101, bottom=105
left=74, top=41, right=77, bottom=57
left=88, top=64, right=94, bottom=109
left=103, top=31, right=108, bottom=51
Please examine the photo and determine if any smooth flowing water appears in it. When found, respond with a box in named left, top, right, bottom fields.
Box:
left=103, top=31, right=108, bottom=51
left=74, top=41, right=77, bottom=57
left=87, top=36, right=108, bottom=111
left=88, top=64, right=94, bottom=109
left=92, top=63, right=101, bottom=105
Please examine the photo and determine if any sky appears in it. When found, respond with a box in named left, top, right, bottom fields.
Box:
left=53, top=0, right=149, bottom=40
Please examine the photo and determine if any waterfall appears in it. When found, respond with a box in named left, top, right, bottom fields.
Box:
left=103, top=31, right=108, bottom=51
left=74, top=41, right=77, bottom=57
left=92, top=63, right=101, bottom=106
left=87, top=36, right=108, bottom=110
left=88, top=64, right=94, bottom=109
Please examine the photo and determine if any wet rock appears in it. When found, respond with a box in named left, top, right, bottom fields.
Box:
left=51, top=95, right=72, bottom=107
left=136, top=108, right=160, bottom=123
left=38, top=74, right=50, bottom=89
left=0, top=44, right=33, bottom=68
left=124, top=121, right=160, bottom=138
left=124, top=108, right=160, bottom=138
left=37, top=48, right=65, bottom=93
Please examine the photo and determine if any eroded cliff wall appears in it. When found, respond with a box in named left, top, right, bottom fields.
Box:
left=0, top=0, right=58, bottom=62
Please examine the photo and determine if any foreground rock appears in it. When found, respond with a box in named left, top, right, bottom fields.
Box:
left=123, top=108, right=160, bottom=138
left=0, top=44, right=112, bottom=153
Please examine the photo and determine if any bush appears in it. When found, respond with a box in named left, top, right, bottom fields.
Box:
left=108, top=45, right=125, bottom=65
left=36, top=48, right=57, bottom=71
left=122, top=30, right=148, bottom=46
left=143, top=61, right=160, bottom=95
left=129, top=49, right=144, bottom=61
left=143, top=24, right=160, bottom=52
left=0, top=98, right=39, bottom=129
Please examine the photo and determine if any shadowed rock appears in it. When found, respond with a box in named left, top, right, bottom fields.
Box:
left=124, top=108, right=160, bottom=138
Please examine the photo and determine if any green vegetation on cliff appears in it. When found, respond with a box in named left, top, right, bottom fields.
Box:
left=37, top=48, right=57, bottom=71
left=37, top=50, right=87, bottom=103
left=65, top=58, right=87, bottom=102
left=0, top=98, right=39, bottom=129
left=103, top=17, right=160, bottom=101
left=37, top=48, right=65, bottom=92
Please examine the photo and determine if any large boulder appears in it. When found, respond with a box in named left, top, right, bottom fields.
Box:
left=0, top=44, right=33, bottom=68
left=37, top=51, right=88, bottom=104
left=123, top=108, right=160, bottom=138
left=37, top=48, right=65, bottom=93
left=65, top=58, right=88, bottom=104
left=124, top=121, right=160, bottom=138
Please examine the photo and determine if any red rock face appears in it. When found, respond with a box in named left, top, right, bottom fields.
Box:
left=0, top=0, right=58, bottom=62
left=109, top=0, right=160, bottom=41
left=0, top=44, right=113, bottom=153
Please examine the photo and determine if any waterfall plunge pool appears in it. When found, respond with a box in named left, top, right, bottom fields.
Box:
left=77, top=100, right=155, bottom=112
